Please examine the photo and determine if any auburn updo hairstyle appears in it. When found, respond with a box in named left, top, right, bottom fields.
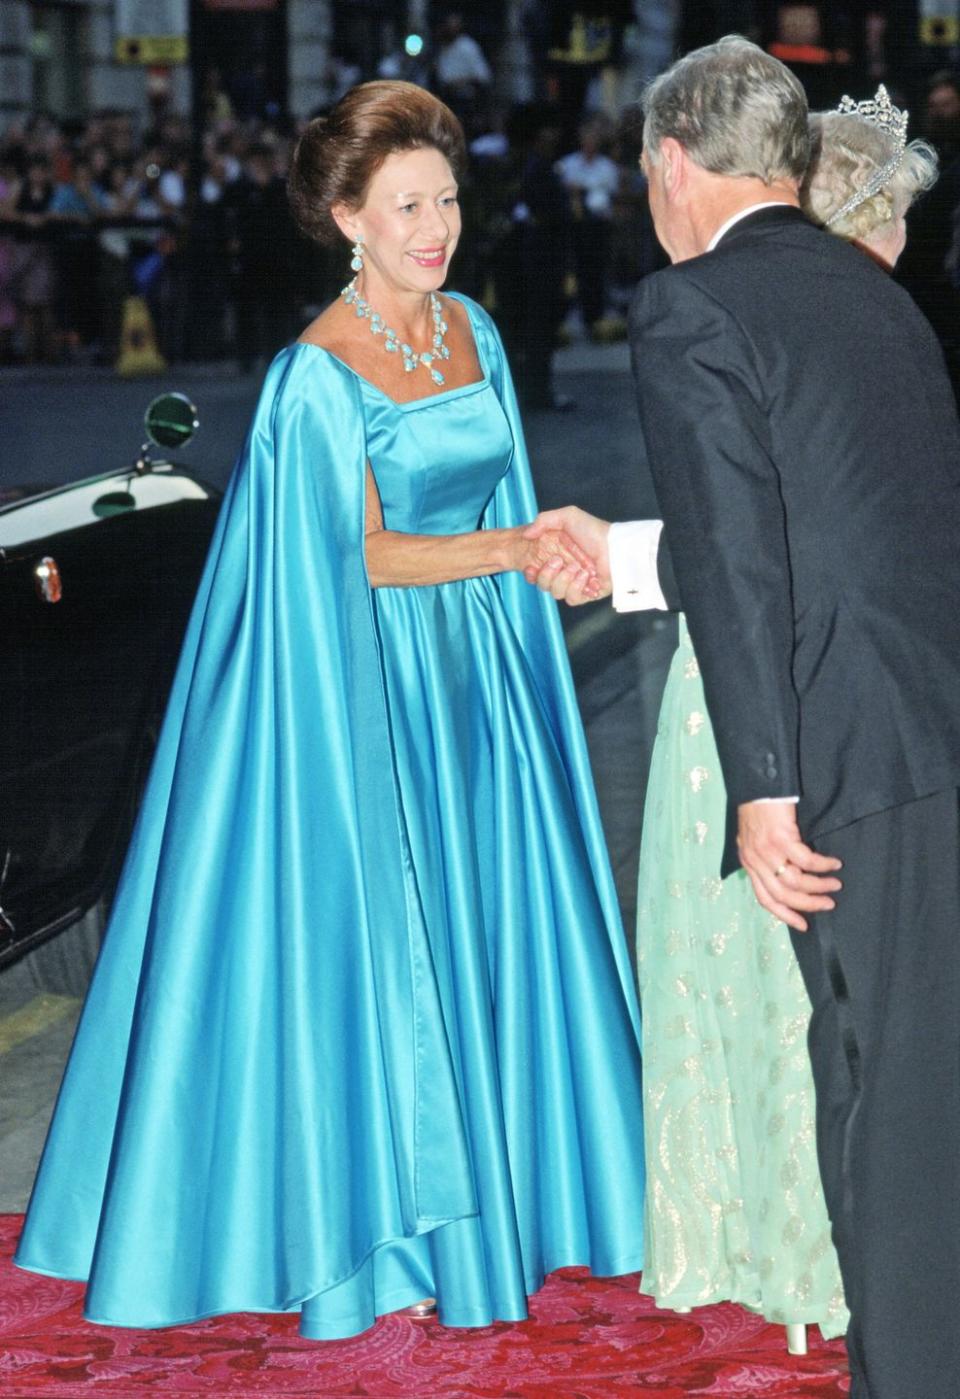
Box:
left=288, top=81, right=467, bottom=246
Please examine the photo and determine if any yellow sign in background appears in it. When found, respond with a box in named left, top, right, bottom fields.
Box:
left=919, top=2, right=960, bottom=45
left=114, top=0, right=188, bottom=65
left=115, top=35, right=188, bottom=63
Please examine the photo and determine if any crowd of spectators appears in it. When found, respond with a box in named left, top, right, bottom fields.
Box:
left=0, top=98, right=655, bottom=379
left=1, top=19, right=958, bottom=398
left=0, top=108, right=309, bottom=368
left=0, top=6, right=661, bottom=378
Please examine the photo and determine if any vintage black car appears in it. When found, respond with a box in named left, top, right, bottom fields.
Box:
left=0, top=395, right=222, bottom=970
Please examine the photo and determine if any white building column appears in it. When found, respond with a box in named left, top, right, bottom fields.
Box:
left=287, top=0, right=332, bottom=120
left=0, top=1, right=33, bottom=129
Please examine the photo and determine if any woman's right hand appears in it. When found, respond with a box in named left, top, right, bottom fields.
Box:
left=521, top=507, right=613, bottom=606
left=508, top=527, right=601, bottom=599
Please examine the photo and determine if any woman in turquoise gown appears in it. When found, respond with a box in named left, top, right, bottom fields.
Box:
left=15, top=83, right=645, bottom=1340
left=635, top=95, right=940, bottom=1346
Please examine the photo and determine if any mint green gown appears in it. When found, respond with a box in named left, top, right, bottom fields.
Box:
left=636, top=618, right=847, bottom=1338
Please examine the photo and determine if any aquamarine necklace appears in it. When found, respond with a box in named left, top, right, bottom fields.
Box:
left=341, top=278, right=451, bottom=386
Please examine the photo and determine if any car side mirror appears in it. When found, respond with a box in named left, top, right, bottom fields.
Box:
left=144, top=393, right=199, bottom=451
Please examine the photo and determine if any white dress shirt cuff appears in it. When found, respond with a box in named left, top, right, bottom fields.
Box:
left=751, top=795, right=800, bottom=803
left=607, top=522, right=799, bottom=798
left=609, top=519, right=667, bottom=612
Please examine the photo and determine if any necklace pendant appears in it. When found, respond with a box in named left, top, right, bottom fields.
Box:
left=430, top=368, right=445, bottom=386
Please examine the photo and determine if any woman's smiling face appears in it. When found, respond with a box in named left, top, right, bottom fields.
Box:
left=337, top=145, right=461, bottom=293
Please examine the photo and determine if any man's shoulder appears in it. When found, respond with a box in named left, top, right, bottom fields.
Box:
left=635, top=219, right=839, bottom=304
left=631, top=223, right=921, bottom=340
left=628, top=261, right=732, bottom=340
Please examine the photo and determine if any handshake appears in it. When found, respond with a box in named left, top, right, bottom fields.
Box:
left=516, top=506, right=611, bottom=606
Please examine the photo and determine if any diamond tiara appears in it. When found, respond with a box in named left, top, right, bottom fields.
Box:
left=825, top=84, right=909, bottom=227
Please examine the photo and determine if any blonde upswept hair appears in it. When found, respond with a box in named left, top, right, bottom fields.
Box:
left=802, top=111, right=939, bottom=241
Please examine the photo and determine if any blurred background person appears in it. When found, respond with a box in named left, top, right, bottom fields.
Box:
left=224, top=142, right=293, bottom=372
left=0, top=153, right=21, bottom=363
left=767, top=3, right=854, bottom=109
left=186, top=146, right=233, bottom=362
left=496, top=104, right=574, bottom=413
left=326, top=46, right=363, bottom=106
left=48, top=154, right=107, bottom=362
left=896, top=69, right=960, bottom=405
left=201, top=66, right=234, bottom=127
left=433, top=12, right=492, bottom=135
left=607, top=109, right=667, bottom=318
left=94, top=158, right=139, bottom=364
left=10, top=156, right=57, bottom=364
left=556, top=116, right=620, bottom=337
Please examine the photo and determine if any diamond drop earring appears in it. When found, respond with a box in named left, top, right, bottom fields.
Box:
left=350, top=237, right=364, bottom=272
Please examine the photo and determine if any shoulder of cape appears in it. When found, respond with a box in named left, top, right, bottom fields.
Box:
left=445, top=293, right=505, bottom=373
left=258, top=342, right=363, bottom=426
left=233, top=343, right=366, bottom=496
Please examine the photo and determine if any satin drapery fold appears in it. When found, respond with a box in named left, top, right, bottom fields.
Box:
left=17, top=351, right=478, bottom=1324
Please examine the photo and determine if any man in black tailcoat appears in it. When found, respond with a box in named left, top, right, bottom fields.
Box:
left=527, top=36, right=960, bottom=1399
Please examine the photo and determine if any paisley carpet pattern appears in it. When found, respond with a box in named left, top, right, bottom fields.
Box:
left=1, top=1217, right=849, bottom=1397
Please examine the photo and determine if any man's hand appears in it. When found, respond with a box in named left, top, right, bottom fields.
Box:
left=737, top=799, right=843, bottom=933
left=509, top=527, right=600, bottom=598
left=522, top=507, right=612, bottom=604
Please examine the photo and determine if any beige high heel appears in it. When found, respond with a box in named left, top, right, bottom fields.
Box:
left=786, top=1323, right=808, bottom=1354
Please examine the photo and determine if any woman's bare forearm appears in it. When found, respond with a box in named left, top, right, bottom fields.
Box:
left=365, top=526, right=517, bottom=588
left=360, top=466, right=593, bottom=590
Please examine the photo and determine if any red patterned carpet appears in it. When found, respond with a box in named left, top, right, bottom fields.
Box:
left=1, top=1217, right=849, bottom=1397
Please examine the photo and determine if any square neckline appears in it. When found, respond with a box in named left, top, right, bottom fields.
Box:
left=295, top=292, right=491, bottom=413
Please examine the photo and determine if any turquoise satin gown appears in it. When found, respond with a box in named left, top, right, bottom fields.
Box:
left=15, top=296, right=646, bottom=1339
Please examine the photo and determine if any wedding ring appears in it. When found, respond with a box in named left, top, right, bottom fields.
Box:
left=774, top=862, right=788, bottom=878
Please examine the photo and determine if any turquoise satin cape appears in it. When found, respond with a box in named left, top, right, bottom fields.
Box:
left=15, top=315, right=637, bottom=1327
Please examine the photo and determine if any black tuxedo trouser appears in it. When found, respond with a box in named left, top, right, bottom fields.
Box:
left=789, top=789, right=960, bottom=1399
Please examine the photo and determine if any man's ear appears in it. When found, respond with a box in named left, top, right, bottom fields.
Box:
left=659, top=137, right=686, bottom=199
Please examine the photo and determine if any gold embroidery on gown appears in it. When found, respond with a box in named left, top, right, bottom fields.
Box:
left=636, top=618, right=848, bottom=1337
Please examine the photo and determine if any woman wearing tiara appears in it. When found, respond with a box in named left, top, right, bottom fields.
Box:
left=15, top=82, right=647, bottom=1339
left=633, top=87, right=937, bottom=1349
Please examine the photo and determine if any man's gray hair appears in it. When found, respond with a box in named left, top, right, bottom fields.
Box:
left=641, top=36, right=810, bottom=184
